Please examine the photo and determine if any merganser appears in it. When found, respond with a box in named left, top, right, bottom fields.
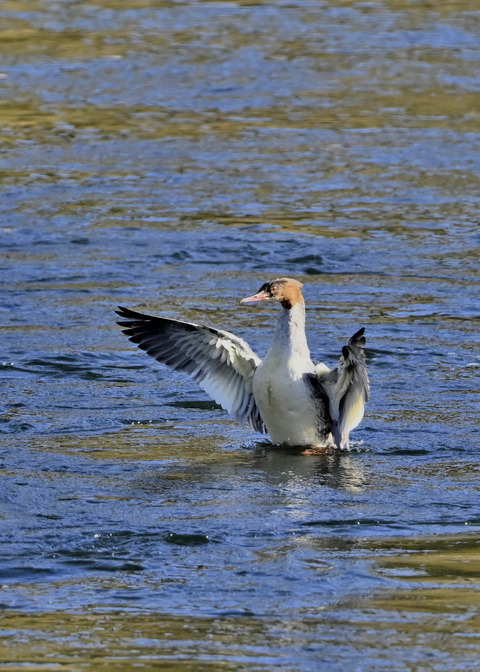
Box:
left=116, top=278, right=369, bottom=450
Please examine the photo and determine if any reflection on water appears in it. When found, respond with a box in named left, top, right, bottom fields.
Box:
left=2, top=534, right=480, bottom=670
left=1, top=0, right=480, bottom=668
left=252, top=446, right=368, bottom=492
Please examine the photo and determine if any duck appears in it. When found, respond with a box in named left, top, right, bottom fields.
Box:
left=116, top=278, right=369, bottom=450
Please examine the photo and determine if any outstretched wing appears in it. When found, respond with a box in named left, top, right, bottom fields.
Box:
left=116, top=306, right=266, bottom=433
left=315, top=327, right=369, bottom=449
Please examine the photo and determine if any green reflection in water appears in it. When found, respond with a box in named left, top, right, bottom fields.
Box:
left=1, top=0, right=479, bottom=669
left=2, top=535, right=479, bottom=669
left=0, top=611, right=270, bottom=670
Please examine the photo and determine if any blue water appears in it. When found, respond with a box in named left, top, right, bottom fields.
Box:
left=1, top=0, right=480, bottom=669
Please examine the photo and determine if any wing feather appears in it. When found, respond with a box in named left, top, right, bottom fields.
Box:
left=315, top=327, right=370, bottom=449
left=116, top=306, right=266, bottom=433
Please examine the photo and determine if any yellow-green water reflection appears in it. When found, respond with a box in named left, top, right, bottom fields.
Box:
left=2, top=534, right=479, bottom=670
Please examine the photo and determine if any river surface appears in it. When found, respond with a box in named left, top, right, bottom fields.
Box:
left=1, top=1, right=479, bottom=670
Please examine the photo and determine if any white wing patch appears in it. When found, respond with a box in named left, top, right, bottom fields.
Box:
left=315, top=328, right=369, bottom=450
left=116, top=307, right=266, bottom=433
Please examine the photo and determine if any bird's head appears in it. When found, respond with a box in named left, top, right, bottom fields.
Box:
left=240, top=278, right=304, bottom=310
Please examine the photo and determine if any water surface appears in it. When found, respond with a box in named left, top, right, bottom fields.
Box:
left=1, top=0, right=479, bottom=669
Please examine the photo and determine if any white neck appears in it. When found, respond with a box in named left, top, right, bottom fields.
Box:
left=270, top=301, right=310, bottom=360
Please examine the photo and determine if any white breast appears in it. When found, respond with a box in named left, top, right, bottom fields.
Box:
left=253, top=346, right=324, bottom=447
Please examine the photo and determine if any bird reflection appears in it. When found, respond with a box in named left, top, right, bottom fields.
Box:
left=250, top=442, right=368, bottom=492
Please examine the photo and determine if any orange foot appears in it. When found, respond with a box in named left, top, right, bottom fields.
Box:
left=301, top=445, right=333, bottom=455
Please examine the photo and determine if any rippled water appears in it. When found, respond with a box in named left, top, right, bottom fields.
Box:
left=1, top=0, right=479, bottom=669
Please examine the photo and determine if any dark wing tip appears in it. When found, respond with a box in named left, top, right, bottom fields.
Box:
left=349, top=327, right=366, bottom=347
left=116, top=306, right=157, bottom=336
left=116, top=306, right=163, bottom=330
left=116, top=306, right=150, bottom=320
left=343, top=327, right=367, bottom=363
left=351, top=326, right=365, bottom=338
